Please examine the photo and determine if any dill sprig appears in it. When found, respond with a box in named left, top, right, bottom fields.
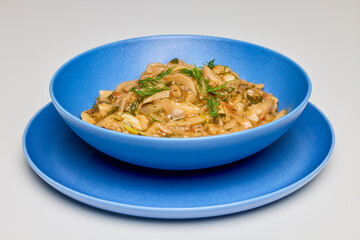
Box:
left=178, top=68, right=194, bottom=77
left=131, top=85, right=169, bottom=97
left=155, top=67, right=174, bottom=81
left=204, top=97, right=224, bottom=118
left=179, top=61, right=233, bottom=118
left=125, top=98, right=142, bottom=115
left=170, top=58, right=179, bottom=64
left=180, top=66, right=231, bottom=97
left=148, top=114, right=162, bottom=122
left=205, top=59, right=215, bottom=69
left=131, top=67, right=174, bottom=97
left=247, top=95, right=263, bottom=105
left=107, top=106, right=119, bottom=116
left=179, top=65, right=205, bottom=92
left=206, top=82, right=230, bottom=96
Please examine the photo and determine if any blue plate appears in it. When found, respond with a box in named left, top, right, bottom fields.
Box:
left=23, top=102, right=334, bottom=219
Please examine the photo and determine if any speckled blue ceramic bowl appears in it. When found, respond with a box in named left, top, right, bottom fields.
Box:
left=50, top=35, right=311, bottom=170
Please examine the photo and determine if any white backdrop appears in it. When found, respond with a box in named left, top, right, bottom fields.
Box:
left=1, top=0, right=359, bottom=239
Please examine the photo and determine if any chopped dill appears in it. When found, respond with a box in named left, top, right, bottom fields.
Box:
left=107, top=106, right=119, bottom=116
left=206, top=82, right=230, bottom=94
left=149, top=115, right=162, bottom=122
left=170, top=58, right=179, bottom=64
left=179, top=68, right=194, bottom=77
left=131, top=67, right=174, bottom=97
left=247, top=95, right=263, bottom=104
left=90, top=103, right=99, bottom=113
left=179, top=61, right=234, bottom=117
left=154, top=67, right=174, bottom=81
left=205, top=59, right=215, bottom=69
left=107, top=91, right=115, bottom=101
left=245, top=85, right=255, bottom=90
left=204, top=97, right=223, bottom=118
left=126, top=99, right=142, bottom=115
left=179, top=65, right=205, bottom=92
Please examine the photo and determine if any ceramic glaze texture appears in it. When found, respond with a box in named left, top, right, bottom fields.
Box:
left=50, top=35, right=311, bottom=170
left=23, top=103, right=334, bottom=219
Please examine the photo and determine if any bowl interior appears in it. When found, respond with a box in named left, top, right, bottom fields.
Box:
left=51, top=35, right=310, bottom=122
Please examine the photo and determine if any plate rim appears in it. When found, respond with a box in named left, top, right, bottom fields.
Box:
left=22, top=102, right=335, bottom=219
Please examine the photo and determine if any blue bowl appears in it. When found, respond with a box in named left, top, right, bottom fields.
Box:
left=50, top=35, right=311, bottom=170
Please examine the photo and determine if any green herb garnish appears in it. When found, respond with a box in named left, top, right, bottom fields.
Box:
left=245, top=85, right=255, bottom=90
left=180, top=64, right=233, bottom=97
left=126, top=99, right=142, bottom=115
left=179, top=68, right=194, bottom=77
left=107, top=91, right=115, bottom=102
left=154, top=67, right=174, bottom=81
left=170, top=58, right=179, bottom=64
left=205, top=59, right=215, bottom=69
left=131, top=85, right=169, bottom=97
left=206, top=82, right=229, bottom=94
left=204, top=97, right=224, bottom=118
left=179, top=65, right=205, bottom=93
left=149, top=115, right=162, bottom=122
left=107, top=106, right=119, bottom=116
left=90, top=103, right=99, bottom=113
left=131, top=67, right=174, bottom=97
left=180, top=61, right=234, bottom=118
left=247, top=95, right=263, bottom=105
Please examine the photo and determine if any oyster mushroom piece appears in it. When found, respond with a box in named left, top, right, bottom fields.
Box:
left=203, top=65, right=223, bottom=86
left=161, top=99, right=200, bottom=118
left=142, top=90, right=170, bottom=104
left=166, top=73, right=198, bottom=94
left=121, top=113, right=143, bottom=130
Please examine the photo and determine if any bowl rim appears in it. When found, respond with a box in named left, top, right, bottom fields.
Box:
left=49, top=34, right=312, bottom=142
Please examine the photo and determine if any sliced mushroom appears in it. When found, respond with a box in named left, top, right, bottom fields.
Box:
left=222, top=73, right=236, bottom=82
left=142, top=90, right=170, bottom=104
left=171, top=108, right=186, bottom=119
left=115, top=82, right=127, bottom=92
left=213, top=65, right=240, bottom=79
left=122, top=80, right=138, bottom=92
left=141, top=63, right=165, bottom=79
left=140, top=102, right=164, bottom=115
left=274, top=109, right=287, bottom=120
left=223, top=119, right=237, bottom=130
left=99, top=90, right=113, bottom=102
left=203, top=65, right=223, bottom=86
left=119, top=92, right=136, bottom=112
left=136, top=114, right=150, bottom=130
left=255, top=83, right=264, bottom=89
left=207, top=123, right=220, bottom=135
left=96, top=115, right=123, bottom=131
left=88, top=102, right=114, bottom=121
left=165, top=115, right=209, bottom=127
left=243, top=108, right=260, bottom=122
left=185, top=94, right=197, bottom=103
left=170, top=84, right=182, bottom=98
left=234, top=115, right=253, bottom=129
left=212, top=65, right=230, bottom=74
left=121, top=113, right=143, bottom=130
left=167, top=73, right=197, bottom=94
left=161, top=99, right=200, bottom=117
left=81, top=111, right=97, bottom=124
